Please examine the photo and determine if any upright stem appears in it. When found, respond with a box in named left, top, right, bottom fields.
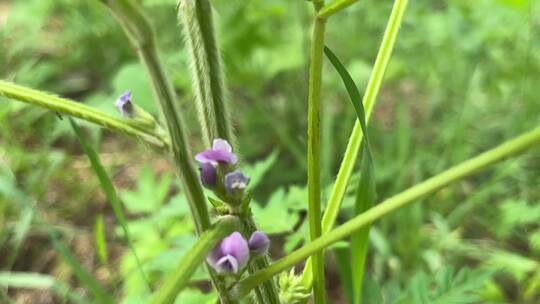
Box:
left=178, top=0, right=234, bottom=147
left=307, top=1, right=327, bottom=302
left=234, top=124, right=540, bottom=297
left=178, top=0, right=279, bottom=302
left=301, top=0, right=409, bottom=287
left=103, top=1, right=234, bottom=302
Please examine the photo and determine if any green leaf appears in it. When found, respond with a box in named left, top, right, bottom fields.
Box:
left=324, top=46, right=376, bottom=304
left=94, top=214, right=109, bottom=265
left=242, top=150, right=279, bottom=189
left=121, top=166, right=172, bottom=214
left=69, top=118, right=150, bottom=292
left=252, top=188, right=300, bottom=234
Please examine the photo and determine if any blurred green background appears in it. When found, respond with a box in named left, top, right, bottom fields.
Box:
left=1, top=0, right=540, bottom=303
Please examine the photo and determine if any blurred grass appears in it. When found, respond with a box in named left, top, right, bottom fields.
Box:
left=1, top=0, right=540, bottom=303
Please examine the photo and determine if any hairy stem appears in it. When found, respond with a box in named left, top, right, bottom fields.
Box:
left=233, top=124, right=540, bottom=297
left=301, top=0, right=409, bottom=287
left=178, top=0, right=279, bottom=302
left=0, top=80, right=169, bottom=150
left=307, top=2, right=327, bottom=302
left=177, top=0, right=234, bottom=147
left=103, top=0, right=233, bottom=302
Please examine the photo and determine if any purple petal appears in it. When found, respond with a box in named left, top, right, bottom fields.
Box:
left=195, top=149, right=237, bottom=165
left=115, top=90, right=133, bottom=117
left=199, top=163, right=217, bottom=188
left=206, top=245, right=224, bottom=269
left=224, top=170, right=250, bottom=194
left=220, top=232, right=249, bottom=269
left=248, top=231, right=270, bottom=256
left=212, top=138, right=233, bottom=153
left=215, top=255, right=239, bottom=274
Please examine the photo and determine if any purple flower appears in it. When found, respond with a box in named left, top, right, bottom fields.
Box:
left=116, top=90, right=134, bottom=117
left=248, top=231, right=270, bottom=257
left=195, top=139, right=238, bottom=166
left=224, top=170, right=249, bottom=194
left=199, top=162, right=217, bottom=188
left=207, top=232, right=250, bottom=274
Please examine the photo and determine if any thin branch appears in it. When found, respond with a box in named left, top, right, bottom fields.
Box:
left=234, top=124, right=540, bottom=297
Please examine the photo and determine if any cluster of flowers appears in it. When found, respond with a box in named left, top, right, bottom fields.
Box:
left=208, top=231, right=270, bottom=274
left=195, top=138, right=249, bottom=203
left=116, top=91, right=270, bottom=276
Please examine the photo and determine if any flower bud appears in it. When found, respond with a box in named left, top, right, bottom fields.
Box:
left=224, top=170, right=249, bottom=195
left=199, top=162, right=217, bottom=188
left=116, top=90, right=134, bottom=117
left=248, top=231, right=270, bottom=257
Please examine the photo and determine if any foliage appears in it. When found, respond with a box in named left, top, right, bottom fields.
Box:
left=1, top=0, right=540, bottom=303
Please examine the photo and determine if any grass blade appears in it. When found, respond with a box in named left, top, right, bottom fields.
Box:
left=0, top=271, right=88, bottom=303
left=324, top=46, right=376, bottom=304
left=69, top=118, right=150, bottom=292
left=94, top=214, right=109, bottom=265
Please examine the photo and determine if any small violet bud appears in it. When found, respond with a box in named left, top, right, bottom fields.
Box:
left=199, top=162, right=217, bottom=188
left=116, top=90, right=134, bottom=117
left=195, top=139, right=238, bottom=166
left=248, top=231, right=270, bottom=257
left=207, top=232, right=249, bottom=274
left=224, top=170, right=250, bottom=194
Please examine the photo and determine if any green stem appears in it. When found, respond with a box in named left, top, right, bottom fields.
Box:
left=177, top=0, right=234, bottom=147
left=0, top=80, right=169, bottom=150
left=307, top=3, right=327, bottom=302
left=301, top=0, right=408, bottom=287
left=151, top=216, right=241, bottom=304
left=240, top=216, right=280, bottom=304
left=179, top=0, right=278, bottom=302
left=318, top=0, right=360, bottom=19
left=233, top=124, right=540, bottom=298
left=103, top=1, right=233, bottom=302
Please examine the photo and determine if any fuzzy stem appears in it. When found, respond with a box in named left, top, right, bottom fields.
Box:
left=307, top=3, right=327, bottom=302
left=178, top=0, right=278, bottom=302
left=177, top=0, right=234, bottom=147
left=233, top=124, right=540, bottom=297
left=301, top=0, right=408, bottom=287
left=0, top=80, right=169, bottom=150
left=102, top=1, right=234, bottom=302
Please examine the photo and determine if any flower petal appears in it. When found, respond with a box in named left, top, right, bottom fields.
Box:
left=220, top=232, right=250, bottom=269
left=215, top=255, right=239, bottom=274
left=213, top=138, right=233, bottom=153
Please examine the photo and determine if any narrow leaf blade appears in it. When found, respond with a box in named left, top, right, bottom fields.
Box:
left=324, top=46, right=376, bottom=304
left=69, top=118, right=149, bottom=291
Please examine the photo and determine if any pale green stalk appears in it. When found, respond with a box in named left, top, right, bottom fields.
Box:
left=306, top=0, right=327, bottom=301
left=318, top=0, right=360, bottom=19
left=301, top=0, right=409, bottom=287
left=102, top=1, right=233, bottom=302
left=0, top=80, right=169, bottom=150
left=151, top=216, right=241, bottom=304
left=233, top=124, right=540, bottom=298
left=177, top=0, right=234, bottom=147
